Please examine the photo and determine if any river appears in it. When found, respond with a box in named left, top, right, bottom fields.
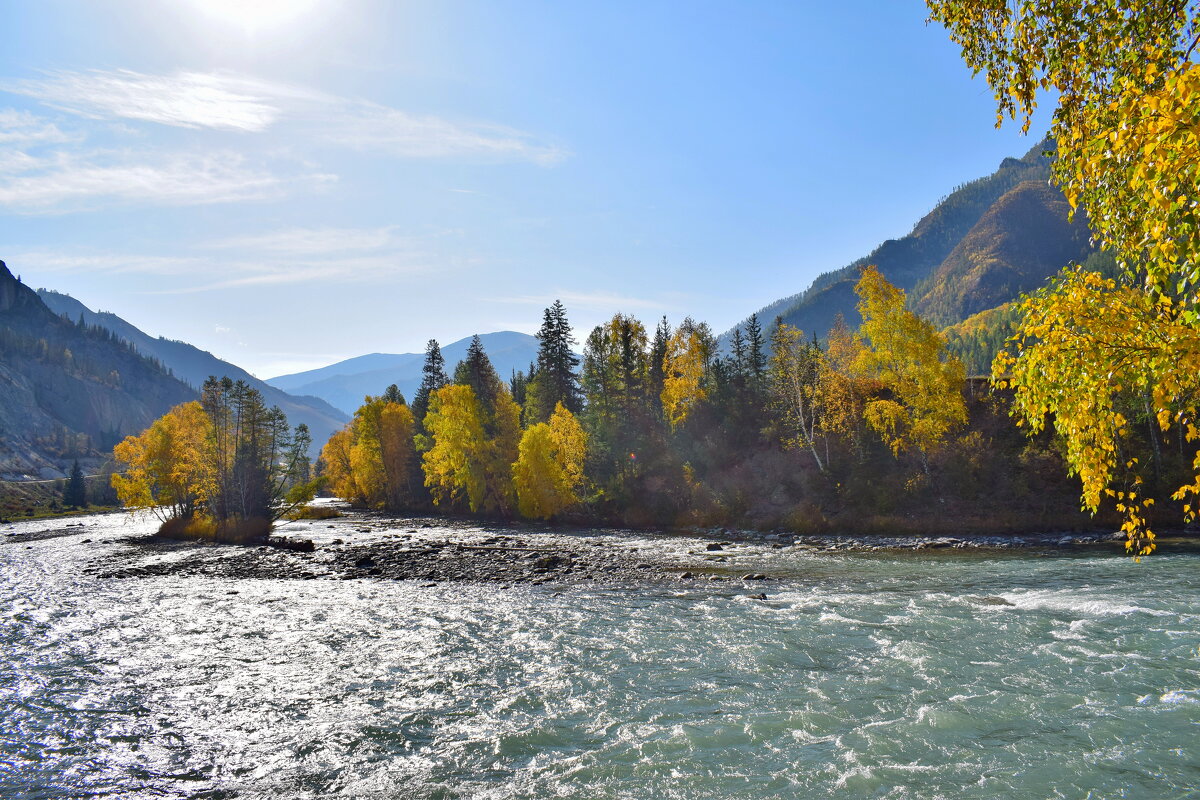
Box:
left=1, top=511, right=1198, bottom=799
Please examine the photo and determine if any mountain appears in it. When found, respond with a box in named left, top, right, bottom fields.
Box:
left=0, top=260, right=196, bottom=479
left=36, top=289, right=349, bottom=456
left=911, top=180, right=1091, bottom=326
left=268, top=331, right=541, bottom=415
left=726, top=138, right=1093, bottom=342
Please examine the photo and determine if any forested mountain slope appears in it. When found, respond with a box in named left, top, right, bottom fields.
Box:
left=726, top=138, right=1092, bottom=341
left=37, top=290, right=348, bottom=455
left=911, top=180, right=1091, bottom=326
left=0, top=261, right=195, bottom=479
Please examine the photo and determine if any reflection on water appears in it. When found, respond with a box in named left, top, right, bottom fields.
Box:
left=1, top=513, right=1198, bottom=799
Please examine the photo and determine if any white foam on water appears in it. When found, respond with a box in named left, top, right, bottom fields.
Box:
left=1159, top=689, right=1199, bottom=704
left=998, top=589, right=1171, bottom=618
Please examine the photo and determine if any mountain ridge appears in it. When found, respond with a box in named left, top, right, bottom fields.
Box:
left=723, top=138, right=1085, bottom=343
left=267, top=331, right=541, bottom=416
left=0, top=261, right=196, bottom=479
left=36, top=289, right=349, bottom=457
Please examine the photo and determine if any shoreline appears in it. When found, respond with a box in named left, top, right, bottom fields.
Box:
left=13, top=506, right=1184, bottom=589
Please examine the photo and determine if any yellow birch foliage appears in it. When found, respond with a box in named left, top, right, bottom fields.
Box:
left=349, top=397, right=388, bottom=508
left=513, top=403, right=587, bottom=519
left=421, top=384, right=489, bottom=512
left=854, top=266, right=967, bottom=460
left=112, top=401, right=216, bottom=521
left=819, top=315, right=871, bottom=446
left=995, top=268, right=1200, bottom=556
left=320, top=427, right=358, bottom=502
left=929, top=0, right=1200, bottom=552
left=661, top=326, right=708, bottom=428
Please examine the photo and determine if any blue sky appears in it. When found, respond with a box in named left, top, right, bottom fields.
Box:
left=0, top=1, right=1050, bottom=378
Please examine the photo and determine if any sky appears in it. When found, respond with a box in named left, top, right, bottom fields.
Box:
left=0, top=0, right=1050, bottom=379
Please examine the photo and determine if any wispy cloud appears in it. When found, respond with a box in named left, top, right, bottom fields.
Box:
left=14, top=250, right=203, bottom=276
left=321, top=103, right=567, bottom=164
left=0, top=151, right=334, bottom=213
left=0, top=108, right=74, bottom=145
left=207, top=225, right=402, bottom=255
left=2, top=70, right=288, bottom=132
left=0, top=68, right=566, bottom=164
left=15, top=229, right=446, bottom=293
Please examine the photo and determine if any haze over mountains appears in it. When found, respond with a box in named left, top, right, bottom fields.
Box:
left=0, top=261, right=194, bottom=479
left=725, top=138, right=1093, bottom=348
left=268, top=331, right=541, bottom=416
left=36, top=290, right=349, bottom=456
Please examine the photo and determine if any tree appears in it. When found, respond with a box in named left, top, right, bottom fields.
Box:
left=928, top=0, right=1200, bottom=553
left=380, top=401, right=420, bottom=509
left=524, top=300, right=582, bottom=423
left=349, top=396, right=388, bottom=507
left=745, top=313, right=768, bottom=391
left=661, top=318, right=714, bottom=428
left=320, top=427, right=358, bottom=502
left=818, top=314, right=870, bottom=454
left=454, top=335, right=505, bottom=414
left=64, top=460, right=87, bottom=508
left=853, top=267, right=967, bottom=469
left=411, top=339, right=448, bottom=426
left=768, top=323, right=828, bottom=471
left=421, top=384, right=489, bottom=512
left=200, top=377, right=317, bottom=531
left=580, top=314, right=654, bottom=486
left=383, top=384, right=405, bottom=405
left=513, top=403, right=588, bottom=519
left=648, top=316, right=671, bottom=420
left=112, top=401, right=216, bottom=522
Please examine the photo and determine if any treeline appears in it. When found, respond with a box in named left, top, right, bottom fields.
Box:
left=320, top=267, right=1097, bottom=533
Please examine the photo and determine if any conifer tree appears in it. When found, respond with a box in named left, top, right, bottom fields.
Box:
left=453, top=335, right=506, bottom=415
left=648, top=316, right=671, bottom=419
left=64, top=459, right=87, bottom=508
left=745, top=313, right=767, bottom=390
left=411, top=339, right=448, bottom=425
left=525, top=300, right=582, bottom=423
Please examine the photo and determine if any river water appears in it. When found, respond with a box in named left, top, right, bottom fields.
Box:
left=1, top=512, right=1198, bottom=799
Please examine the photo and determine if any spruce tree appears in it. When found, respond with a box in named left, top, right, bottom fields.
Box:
left=64, top=460, right=86, bottom=508
left=453, top=335, right=506, bottom=420
left=648, top=316, right=671, bottom=418
left=745, top=313, right=767, bottom=388
left=383, top=384, right=406, bottom=405
left=525, top=300, right=581, bottom=423
left=411, top=339, right=448, bottom=424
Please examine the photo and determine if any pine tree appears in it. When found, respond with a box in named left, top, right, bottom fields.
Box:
left=411, top=339, right=448, bottom=425
left=383, top=384, right=406, bottom=405
left=64, top=460, right=87, bottom=508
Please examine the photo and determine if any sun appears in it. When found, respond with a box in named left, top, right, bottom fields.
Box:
left=187, top=0, right=324, bottom=35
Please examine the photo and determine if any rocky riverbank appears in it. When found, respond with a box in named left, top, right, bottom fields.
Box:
left=26, top=505, right=1177, bottom=590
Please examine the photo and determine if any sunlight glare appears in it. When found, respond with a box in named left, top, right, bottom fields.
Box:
left=188, top=0, right=324, bottom=34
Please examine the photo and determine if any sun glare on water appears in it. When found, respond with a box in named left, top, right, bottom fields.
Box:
left=188, top=0, right=324, bottom=34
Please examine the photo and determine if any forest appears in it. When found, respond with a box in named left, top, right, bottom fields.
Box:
left=313, top=266, right=1182, bottom=536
